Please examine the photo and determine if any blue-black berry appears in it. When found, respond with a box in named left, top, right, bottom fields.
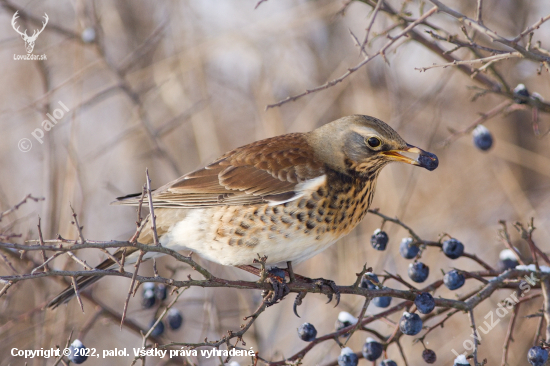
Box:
left=422, top=349, right=437, bottom=364
left=361, top=273, right=391, bottom=307
left=497, top=249, right=519, bottom=272
left=408, top=262, right=429, bottom=283
left=442, top=238, right=464, bottom=259
left=472, top=125, right=493, bottom=151
left=373, top=296, right=392, bottom=308
left=513, top=83, right=529, bottom=104
left=371, top=229, right=389, bottom=251
left=149, top=319, right=165, bottom=337
left=167, top=308, right=183, bottom=330
left=360, top=272, right=380, bottom=290
left=400, top=238, right=419, bottom=259
left=528, top=346, right=548, bottom=366
left=362, top=338, right=383, bottom=361
left=444, top=270, right=465, bottom=290
left=414, top=292, right=435, bottom=314
left=338, top=347, right=358, bottom=366
left=142, top=288, right=156, bottom=309
left=399, top=312, right=422, bottom=335
left=297, top=323, right=317, bottom=342
left=335, top=312, right=358, bottom=336
left=68, top=339, right=88, bottom=364
left=380, top=359, right=398, bottom=366
left=453, top=354, right=470, bottom=365
left=155, top=283, right=168, bottom=301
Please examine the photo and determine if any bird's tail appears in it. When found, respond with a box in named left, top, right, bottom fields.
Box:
left=47, top=212, right=167, bottom=309
left=47, top=249, right=134, bottom=309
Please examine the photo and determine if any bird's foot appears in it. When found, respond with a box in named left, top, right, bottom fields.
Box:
left=293, top=291, right=307, bottom=317
left=308, top=277, right=340, bottom=306
left=261, top=267, right=290, bottom=306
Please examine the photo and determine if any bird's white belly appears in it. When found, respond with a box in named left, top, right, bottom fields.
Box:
left=159, top=206, right=344, bottom=266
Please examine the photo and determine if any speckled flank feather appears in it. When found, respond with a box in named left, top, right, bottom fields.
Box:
left=160, top=169, right=379, bottom=265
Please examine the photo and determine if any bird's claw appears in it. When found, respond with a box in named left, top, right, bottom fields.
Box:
left=293, top=291, right=307, bottom=317
left=262, top=267, right=290, bottom=306
left=312, top=278, right=340, bottom=307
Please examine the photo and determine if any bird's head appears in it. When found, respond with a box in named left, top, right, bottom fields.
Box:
left=308, top=115, right=438, bottom=178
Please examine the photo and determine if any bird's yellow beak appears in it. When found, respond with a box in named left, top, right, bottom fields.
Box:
left=381, top=144, right=439, bottom=171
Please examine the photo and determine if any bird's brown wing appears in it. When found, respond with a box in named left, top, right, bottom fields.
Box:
left=114, top=133, right=326, bottom=208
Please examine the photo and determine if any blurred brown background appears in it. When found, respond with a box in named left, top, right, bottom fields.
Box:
left=0, top=0, right=549, bottom=365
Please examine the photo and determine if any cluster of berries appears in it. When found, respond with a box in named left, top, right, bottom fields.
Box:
left=297, top=289, right=437, bottom=366
left=65, top=283, right=185, bottom=364
left=142, top=282, right=184, bottom=337
left=372, top=230, right=467, bottom=290
left=296, top=231, right=536, bottom=365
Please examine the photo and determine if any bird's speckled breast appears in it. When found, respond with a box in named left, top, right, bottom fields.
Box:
left=167, top=171, right=379, bottom=266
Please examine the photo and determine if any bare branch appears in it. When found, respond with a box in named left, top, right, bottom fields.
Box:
left=0, top=194, right=44, bottom=222
left=145, top=169, right=160, bottom=246
left=71, top=276, right=85, bottom=313
left=121, top=250, right=144, bottom=328
left=476, top=0, right=483, bottom=24
left=416, top=52, right=522, bottom=72
left=266, top=7, right=438, bottom=109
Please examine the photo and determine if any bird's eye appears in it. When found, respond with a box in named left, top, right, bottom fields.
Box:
left=366, top=137, right=381, bottom=148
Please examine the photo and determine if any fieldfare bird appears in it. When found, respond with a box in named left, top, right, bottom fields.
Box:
left=48, top=115, right=438, bottom=308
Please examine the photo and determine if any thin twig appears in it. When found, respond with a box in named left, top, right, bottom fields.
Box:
left=66, top=251, right=93, bottom=270
left=416, top=52, right=521, bottom=72
left=476, top=0, right=483, bottom=24
left=441, top=100, right=514, bottom=147
left=31, top=252, right=63, bottom=274
left=70, top=204, right=85, bottom=244
left=121, top=251, right=144, bottom=328
left=266, top=7, right=438, bottom=109
left=540, top=276, right=550, bottom=341
left=0, top=281, right=13, bottom=297
left=512, top=14, right=550, bottom=43
left=360, top=0, right=384, bottom=53
left=71, top=276, right=85, bottom=313
left=498, top=220, right=526, bottom=265
left=37, top=217, right=49, bottom=272
left=428, top=0, right=550, bottom=63
left=0, top=194, right=44, bottom=222
left=142, top=287, right=187, bottom=343
left=469, top=310, right=479, bottom=366
left=145, top=169, right=160, bottom=246
left=0, top=251, right=18, bottom=275
left=344, top=295, right=372, bottom=345
left=501, top=298, right=520, bottom=366
left=396, top=340, right=409, bottom=366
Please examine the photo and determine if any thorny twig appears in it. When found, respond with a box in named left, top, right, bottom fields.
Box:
left=145, top=169, right=160, bottom=247
left=121, top=250, right=144, bottom=328
left=2, top=207, right=550, bottom=364
left=0, top=194, right=44, bottom=222
left=266, top=7, right=438, bottom=109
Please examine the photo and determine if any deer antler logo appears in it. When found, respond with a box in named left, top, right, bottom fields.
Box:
left=12, top=11, right=48, bottom=54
